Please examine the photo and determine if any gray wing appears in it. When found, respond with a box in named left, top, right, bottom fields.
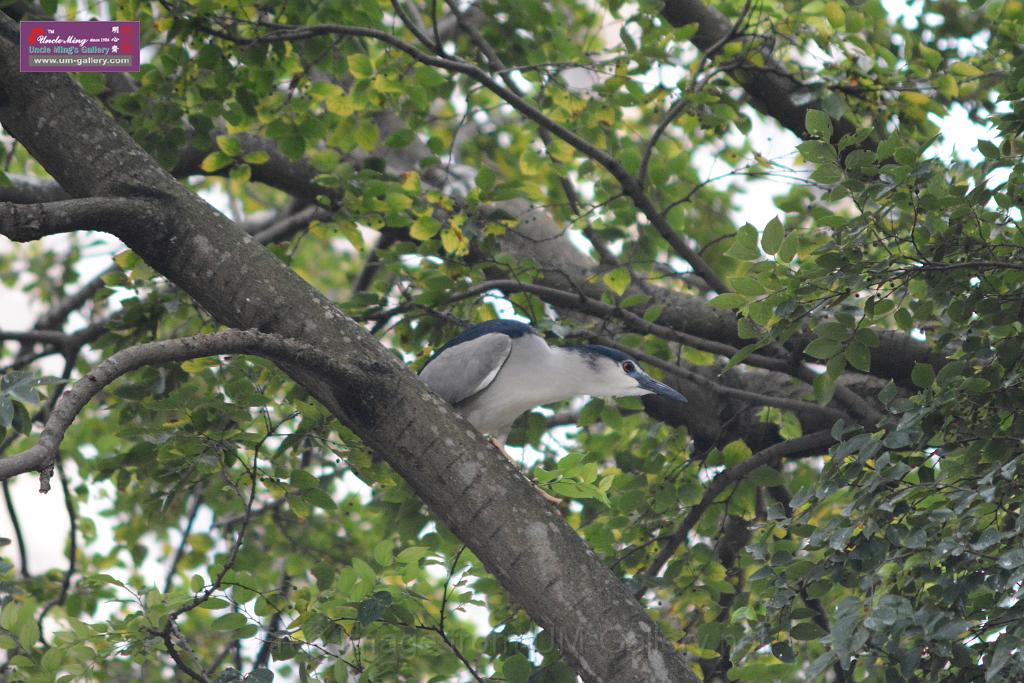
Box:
left=419, top=333, right=513, bottom=405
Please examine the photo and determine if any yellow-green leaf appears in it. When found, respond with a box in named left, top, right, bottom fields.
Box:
left=602, top=267, right=631, bottom=296
left=216, top=134, right=242, bottom=157
left=901, top=91, right=933, bottom=107
left=824, top=2, right=845, bottom=28
left=950, top=61, right=984, bottom=78
left=440, top=227, right=469, bottom=255
left=243, top=150, right=270, bottom=165
left=347, top=53, right=373, bottom=79
left=181, top=357, right=218, bottom=373
left=937, top=75, right=958, bottom=98
left=354, top=119, right=379, bottom=151
left=200, top=151, right=233, bottom=173
left=410, top=216, right=441, bottom=240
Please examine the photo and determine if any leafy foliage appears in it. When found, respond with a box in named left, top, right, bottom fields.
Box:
left=1, top=0, right=1023, bottom=680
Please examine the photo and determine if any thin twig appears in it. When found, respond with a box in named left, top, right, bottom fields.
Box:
left=163, top=491, right=204, bottom=593
left=636, top=430, right=835, bottom=594
left=1, top=479, right=28, bottom=578
left=591, top=335, right=847, bottom=422
left=204, top=17, right=730, bottom=292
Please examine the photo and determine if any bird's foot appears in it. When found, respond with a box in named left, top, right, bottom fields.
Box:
left=533, top=484, right=564, bottom=506
left=488, top=438, right=565, bottom=507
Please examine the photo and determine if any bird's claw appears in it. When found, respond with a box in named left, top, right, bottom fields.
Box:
left=534, top=485, right=564, bottom=506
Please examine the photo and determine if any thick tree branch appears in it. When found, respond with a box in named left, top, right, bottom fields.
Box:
left=0, top=174, right=68, bottom=204
left=659, top=0, right=859, bottom=145
left=0, top=197, right=156, bottom=242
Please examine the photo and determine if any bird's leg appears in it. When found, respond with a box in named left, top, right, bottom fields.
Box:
left=489, top=438, right=564, bottom=506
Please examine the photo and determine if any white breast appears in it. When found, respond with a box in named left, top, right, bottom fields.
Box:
left=458, top=334, right=592, bottom=439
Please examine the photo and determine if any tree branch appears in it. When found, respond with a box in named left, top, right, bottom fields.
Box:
left=0, top=330, right=348, bottom=490
left=637, top=429, right=835, bottom=588
left=659, top=0, right=859, bottom=145
left=590, top=335, right=846, bottom=422
left=0, top=480, right=29, bottom=577
left=211, top=17, right=729, bottom=293
left=0, top=197, right=155, bottom=242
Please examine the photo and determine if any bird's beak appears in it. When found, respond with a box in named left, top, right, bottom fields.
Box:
left=637, top=374, right=687, bottom=402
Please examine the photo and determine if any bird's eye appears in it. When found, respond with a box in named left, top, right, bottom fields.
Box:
left=621, top=361, right=636, bottom=373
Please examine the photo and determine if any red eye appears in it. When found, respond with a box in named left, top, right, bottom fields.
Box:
left=622, top=361, right=636, bottom=373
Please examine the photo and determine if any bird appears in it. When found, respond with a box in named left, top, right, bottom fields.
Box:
left=418, top=319, right=687, bottom=445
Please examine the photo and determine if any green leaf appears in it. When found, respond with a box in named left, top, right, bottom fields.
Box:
left=977, top=140, right=1000, bottom=159
left=804, top=339, right=842, bottom=360
left=503, top=654, right=533, bottom=683
left=290, top=469, right=318, bottom=490
left=476, top=165, right=496, bottom=192
left=805, top=109, right=834, bottom=140
left=730, top=275, right=766, bottom=296
left=725, top=224, right=761, bottom=261
left=0, top=397, right=12, bottom=429
left=41, top=646, right=64, bottom=672
left=776, top=231, right=800, bottom=262
left=722, top=341, right=766, bottom=372
left=198, top=598, right=230, bottom=610
left=911, top=363, right=935, bottom=388
left=815, top=322, right=848, bottom=340
left=357, top=591, right=392, bottom=625
left=17, top=618, right=39, bottom=648
left=396, top=546, right=428, bottom=564
left=302, top=487, right=337, bottom=510
left=845, top=342, right=871, bottom=372
left=602, top=267, right=631, bottom=296
left=814, top=373, right=836, bottom=405
left=798, top=140, right=836, bottom=164
left=824, top=1, right=845, bottom=28
left=811, top=162, right=843, bottom=184
left=936, top=74, right=959, bottom=98
left=211, top=613, right=247, bottom=631
left=190, top=574, right=205, bottom=593
left=709, top=293, right=747, bottom=309
left=373, top=541, right=394, bottom=567
left=950, top=61, right=984, bottom=78
left=247, top=669, right=274, bottom=683
left=761, top=217, right=784, bottom=255
left=792, top=621, right=828, bottom=640
left=279, top=133, right=305, bottom=160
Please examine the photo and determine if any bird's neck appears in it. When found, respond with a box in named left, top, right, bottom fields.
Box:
left=536, top=345, right=602, bottom=401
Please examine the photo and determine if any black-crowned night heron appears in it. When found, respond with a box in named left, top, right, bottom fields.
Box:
left=419, top=319, right=687, bottom=445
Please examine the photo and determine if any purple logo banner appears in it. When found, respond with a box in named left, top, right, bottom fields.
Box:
left=21, top=21, right=140, bottom=72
